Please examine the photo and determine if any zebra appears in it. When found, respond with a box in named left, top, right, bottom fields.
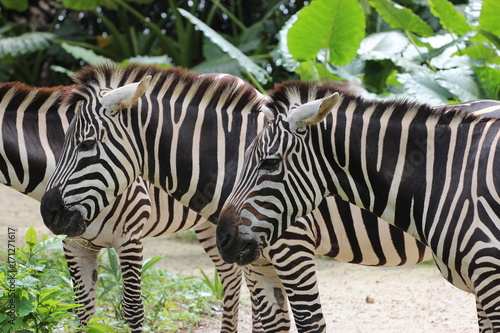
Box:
left=0, top=81, right=295, bottom=333
left=36, top=63, right=440, bottom=332
left=216, top=80, right=500, bottom=332
left=1, top=78, right=426, bottom=333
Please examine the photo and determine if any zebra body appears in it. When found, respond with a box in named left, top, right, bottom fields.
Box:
left=217, top=81, right=500, bottom=332
left=0, top=82, right=292, bottom=333
left=39, top=64, right=437, bottom=332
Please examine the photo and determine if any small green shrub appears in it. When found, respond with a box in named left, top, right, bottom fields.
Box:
left=0, top=227, right=80, bottom=333
left=199, top=269, right=223, bottom=301
left=0, top=228, right=218, bottom=332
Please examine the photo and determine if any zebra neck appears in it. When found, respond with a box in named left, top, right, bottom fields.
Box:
left=0, top=84, right=72, bottom=199
left=139, top=92, right=265, bottom=221
left=321, top=98, right=491, bottom=242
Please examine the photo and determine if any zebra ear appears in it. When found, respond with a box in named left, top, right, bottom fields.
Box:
left=101, top=75, right=152, bottom=115
left=261, top=105, right=275, bottom=120
left=287, top=92, right=341, bottom=132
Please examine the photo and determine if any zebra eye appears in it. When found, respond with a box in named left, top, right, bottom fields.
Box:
left=79, top=140, right=96, bottom=152
left=259, top=157, right=281, bottom=171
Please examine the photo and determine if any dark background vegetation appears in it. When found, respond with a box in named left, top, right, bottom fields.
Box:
left=1, top=0, right=498, bottom=103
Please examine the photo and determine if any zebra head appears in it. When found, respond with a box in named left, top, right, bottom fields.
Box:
left=40, top=72, right=152, bottom=237
left=217, top=92, right=341, bottom=265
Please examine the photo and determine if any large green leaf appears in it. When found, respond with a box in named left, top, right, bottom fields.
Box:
left=474, top=65, right=500, bottom=100
left=0, top=32, right=55, bottom=57
left=428, top=0, right=472, bottom=35
left=370, top=0, right=434, bottom=37
left=0, top=0, right=28, bottom=11
left=61, top=43, right=112, bottom=65
left=178, top=8, right=269, bottom=85
left=287, top=0, right=365, bottom=66
left=479, top=0, right=500, bottom=36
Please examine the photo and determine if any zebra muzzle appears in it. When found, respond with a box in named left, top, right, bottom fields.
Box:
left=216, top=205, right=260, bottom=266
left=40, top=187, right=87, bottom=237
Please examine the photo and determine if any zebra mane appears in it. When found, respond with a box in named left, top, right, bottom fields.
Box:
left=62, top=63, right=264, bottom=112
left=0, top=82, right=73, bottom=111
left=267, top=80, right=362, bottom=108
left=267, top=81, right=488, bottom=124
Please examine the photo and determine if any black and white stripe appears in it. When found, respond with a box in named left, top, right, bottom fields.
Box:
left=40, top=64, right=439, bottom=332
left=218, top=81, right=500, bottom=332
left=0, top=82, right=275, bottom=333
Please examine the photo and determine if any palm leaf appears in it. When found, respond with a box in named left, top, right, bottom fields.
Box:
left=178, top=8, right=270, bottom=85
left=0, top=32, right=55, bottom=57
left=61, top=43, right=112, bottom=65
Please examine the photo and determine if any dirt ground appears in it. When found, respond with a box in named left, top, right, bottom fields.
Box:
left=0, top=185, right=479, bottom=332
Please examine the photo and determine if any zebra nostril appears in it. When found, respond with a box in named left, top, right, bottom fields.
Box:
left=236, top=237, right=260, bottom=266
left=216, top=221, right=236, bottom=259
left=216, top=205, right=240, bottom=263
left=217, top=229, right=232, bottom=249
left=41, top=187, right=62, bottom=228
left=49, top=209, right=60, bottom=226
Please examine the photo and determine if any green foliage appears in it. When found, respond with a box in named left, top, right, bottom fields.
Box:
left=61, top=43, right=112, bottom=66
left=428, top=0, right=472, bottom=35
left=199, top=269, right=223, bottom=301
left=0, top=1, right=498, bottom=101
left=369, top=0, right=434, bottom=37
left=288, top=0, right=365, bottom=66
left=0, top=230, right=219, bottom=332
left=479, top=0, right=500, bottom=36
left=0, top=33, right=56, bottom=58
left=0, top=228, right=80, bottom=333
left=179, top=8, right=270, bottom=87
left=0, top=0, right=28, bottom=11
left=95, top=248, right=216, bottom=332
left=276, top=0, right=500, bottom=103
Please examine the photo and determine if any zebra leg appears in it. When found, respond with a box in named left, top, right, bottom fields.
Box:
left=195, top=222, right=291, bottom=333
left=476, top=296, right=495, bottom=333
left=242, top=258, right=291, bottom=333
left=195, top=222, right=243, bottom=332
left=116, top=237, right=145, bottom=333
left=264, top=221, right=326, bottom=333
left=62, top=238, right=101, bottom=327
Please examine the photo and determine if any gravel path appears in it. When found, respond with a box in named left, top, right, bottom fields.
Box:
left=0, top=186, right=478, bottom=332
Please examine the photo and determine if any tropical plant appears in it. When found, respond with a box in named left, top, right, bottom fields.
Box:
left=0, top=228, right=115, bottom=333
left=274, top=0, right=500, bottom=103
left=0, top=228, right=217, bottom=332
left=0, top=0, right=310, bottom=86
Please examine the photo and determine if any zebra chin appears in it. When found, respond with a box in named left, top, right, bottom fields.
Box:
left=216, top=205, right=261, bottom=266
left=40, top=187, right=88, bottom=237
